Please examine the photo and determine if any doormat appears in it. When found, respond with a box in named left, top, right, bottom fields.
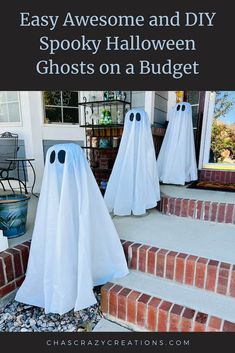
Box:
left=187, top=180, right=235, bottom=192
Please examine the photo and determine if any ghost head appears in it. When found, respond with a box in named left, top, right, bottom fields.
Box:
left=175, top=102, right=190, bottom=114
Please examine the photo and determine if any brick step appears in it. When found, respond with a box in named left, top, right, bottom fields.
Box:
left=160, top=195, right=235, bottom=224
left=101, top=271, right=235, bottom=332
left=114, top=210, right=235, bottom=265
left=0, top=241, right=30, bottom=298
left=159, top=183, right=235, bottom=225
left=121, top=239, right=235, bottom=299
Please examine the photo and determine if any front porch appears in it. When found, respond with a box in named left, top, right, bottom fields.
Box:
left=3, top=180, right=234, bottom=253
left=0, top=180, right=234, bottom=331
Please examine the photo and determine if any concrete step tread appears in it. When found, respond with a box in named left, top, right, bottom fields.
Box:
left=93, top=318, right=131, bottom=332
left=160, top=184, right=235, bottom=204
left=112, top=270, right=235, bottom=323
left=113, top=210, right=235, bottom=263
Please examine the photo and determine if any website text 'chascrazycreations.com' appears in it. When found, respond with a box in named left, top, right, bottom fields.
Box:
left=46, top=339, right=190, bottom=347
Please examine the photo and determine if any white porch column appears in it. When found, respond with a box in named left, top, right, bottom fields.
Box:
left=198, top=91, right=216, bottom=169
left=20, top=91, right=45, bottom=193
left=167, top=91, right=177, bottom=119
left=144, top=91, right=155, bottom=123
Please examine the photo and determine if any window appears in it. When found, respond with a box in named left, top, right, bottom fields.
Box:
left=43, top=91, right=79, bottom=124
left=209, top=91, right=235, bottom=165
left=0, top=91, right=21, bottom=123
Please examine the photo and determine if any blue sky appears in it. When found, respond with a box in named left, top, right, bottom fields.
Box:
left=217, top=91, right=235, bottom=125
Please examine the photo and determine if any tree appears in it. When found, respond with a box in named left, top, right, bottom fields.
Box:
left=211, top=91, right=235, bottom=163
left=211, top=91, right=235, bottom=162
left=214, top=91, right=234, bottom=120
left=211, top=121, right=235, bottom=162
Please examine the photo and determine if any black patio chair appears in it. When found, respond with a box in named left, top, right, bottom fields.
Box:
left=0, top=132, right=22, bottom=192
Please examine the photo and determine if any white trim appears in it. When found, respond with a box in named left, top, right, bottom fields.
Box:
left=0, top=122, right=22, bottom=127
left=39, top=91, right=44, bottom=126
left=166, top=91, right=176, bottom=120
left=144, top=91, right=155, bottom=123
left=19, top=92, right=45, bottom=192
left=43, top=123, right=80, bottom=128
left=198, top=91, right=216, bottom=169
left=198, top=91, right=210, bottom=169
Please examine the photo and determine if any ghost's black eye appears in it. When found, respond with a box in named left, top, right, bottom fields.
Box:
left=182, top=105, right=186, bottom=111
left=58, top=150, right=66, bottom=164
left=129, top=113, right=134, bottom=121
left=50, top=150, right=56, bottom=164
left=136, top=113, right=141, bottom=121
left=177, top=105, right=180, bottom=111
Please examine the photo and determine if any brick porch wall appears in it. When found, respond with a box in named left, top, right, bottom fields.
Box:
left=199, top=170, right=235, bottom=184
left=0, top=241, right=30, bottom=298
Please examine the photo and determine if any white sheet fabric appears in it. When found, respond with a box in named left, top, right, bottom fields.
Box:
left=104, top=108, right=160, bottom=216
left=157, top=102, right=198, bottom=185
left=16, top=143, right=128, bottom=315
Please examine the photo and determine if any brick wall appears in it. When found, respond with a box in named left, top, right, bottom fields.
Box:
left=101, top=283, right=235, bottom=332
left=160, top=196, right=235, bottom=224
left=0, top=241, right=30, bottom=298
left=1, top=238, right=235, bottom=301
left=121, top=240, right=235, bottom=299
left=199, top=170, right=235, bottom=184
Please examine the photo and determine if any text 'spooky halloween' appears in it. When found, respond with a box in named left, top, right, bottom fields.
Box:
left=18, top=11, right=216, bottom=79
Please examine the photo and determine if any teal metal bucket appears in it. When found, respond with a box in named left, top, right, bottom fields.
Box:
left=0, top=194, right=30, bottom=238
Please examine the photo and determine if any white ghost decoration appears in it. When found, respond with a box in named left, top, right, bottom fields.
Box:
left=16, top=143, right=128, bottom=315
left=104, top=108, right=160, bottom=216
left=157, top=102, right=198, bottom=185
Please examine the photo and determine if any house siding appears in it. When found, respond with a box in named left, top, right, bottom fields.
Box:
left=42, top=140, right=84, bottom=161
left=132, top=91, right=145, bottom=110
left=7, top=139, right=28, bottom=181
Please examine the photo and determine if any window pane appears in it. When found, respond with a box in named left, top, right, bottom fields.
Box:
left=192, top=105, right=199, bottom=128
left=187, top=91, right=199, bottom=105
left=209, top=91, right=235, bottom=164
left=44, top=91, right=61, bottom=106
left=0, top=91, right=21, bottom=123
left=62, top=91, right=78, bottom=107
left=7, top=91, right=18, bottom=102
left=0, top=103, right=8, bottom=122
left=8, top=102, right=21, bottom=122
left=0, top=92, right=7, bottom=104
left=43, top=91, right=79, bottom=124
left=63, top=107, right=79, bottom=124
left=45, top=107, right=62, bottom=123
